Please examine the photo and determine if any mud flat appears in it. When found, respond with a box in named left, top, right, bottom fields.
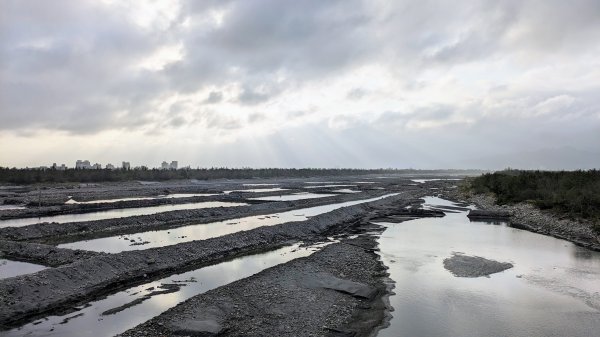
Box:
left=0, top=192, right=421, bottom=329
left=119, top=235, right=389, bottom=337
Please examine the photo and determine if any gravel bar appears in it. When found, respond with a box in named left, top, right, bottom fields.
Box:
left=0, top=192, right=419, bottom=329
left=119, top=235, right=389, bottom=337
left=0, top=191, right=399, bottom=244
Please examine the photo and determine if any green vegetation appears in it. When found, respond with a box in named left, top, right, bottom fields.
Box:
left=0, top=167, right=476, bottom=184
left=470, top=170, right=600, bottom=233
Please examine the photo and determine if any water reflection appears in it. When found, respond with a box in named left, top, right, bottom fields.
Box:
left=0, top=259, right=47, bottom=279
left=411, top=178, right=463, bottom=183
left=65, top=193, right=219, bottom=205
left=248, top=192, right=337, bottom=201
left=0, top=202, right=247, bottom=228
left=331, top=189, right=360, bottom=194
left=59, top=194, right=397, bottom=253
left=0, top=205, right=26, bottom=210
left=376, top=197, right=600, bottom=337
left=305, top=185, right=357, bottom=189
left=224, top=188, right=288, bottom=194
left=3, top=243, right=323, bottom=337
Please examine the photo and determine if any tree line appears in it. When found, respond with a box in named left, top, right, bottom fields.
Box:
left=0, top=167, right=477, bottom=184
left=470, top=169, right=600, bottom=233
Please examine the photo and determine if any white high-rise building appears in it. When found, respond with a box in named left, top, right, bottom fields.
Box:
left=122, top=162, right=130, bottom=170
left=106, top=163, right=115, bottom=170
left=170, top=161, right=178, bottom=170
left=92, top=163, right=102, bottom=169
left=161, top=161, right=169, bottom=170
left=76, top=160, right=92, bottom=169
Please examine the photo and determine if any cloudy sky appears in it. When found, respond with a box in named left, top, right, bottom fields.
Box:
left=1, top=0, right=599, bottom=169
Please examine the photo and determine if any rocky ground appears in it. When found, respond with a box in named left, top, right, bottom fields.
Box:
left=0, top=175, right=472, bottom=335
left=119, top=235, right=389, bottom=337
left=0, top=190, right=399, bottom=245
left=0, top=190, right=429, bottom=330
left=443, top=253, right=513, bottom=278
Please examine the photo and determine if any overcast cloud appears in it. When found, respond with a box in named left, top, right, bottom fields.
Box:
left=1, top=0, right=599, bottom=169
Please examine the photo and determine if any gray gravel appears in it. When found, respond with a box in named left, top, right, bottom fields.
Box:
left=119, top=235, right=389, bottom=337
left=0, top=240, right=102, bottom=267
left=443, top=253, right=513, bottom=278
left=0, top=190, right=398, bottom=244
left=0, top=192, right=421, bottom=329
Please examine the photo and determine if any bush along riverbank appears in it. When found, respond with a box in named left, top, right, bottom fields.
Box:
left=441, top=172, right=600, bottom=251
left=469, top=170, right=600, bottom=234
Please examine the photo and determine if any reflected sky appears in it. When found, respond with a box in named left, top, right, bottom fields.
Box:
left=65, top=193, right=219, bottom=205
left=0, top=259, right=47, bottom=279
left=59, top=194, right=397, bottom=253
left=305, top=185, right=357, bottom=189
left=0, top=205, right=26, bottom=210
left=411, top=178, right=463, bottom=183
left=3, top=243, right=322, bottom=337
left=376, top=197, right=600, bottom=337
left=248, top=192, right=337, bottom=201
left=224, top=188, right=288, bottom=194
left=331, top=189, right=360, bottom=194
left=0, top=201, right=247, bottom=228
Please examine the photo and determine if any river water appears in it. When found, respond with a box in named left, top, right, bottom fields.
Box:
left=248, top=192, right=337, bottom=201
left=0, top=259, right=47, bottom=280
left=0, top=201, right=247, bottom=228
left=3, top=243, right=327, bottom=337
left=65, top=193, right=219, bottom=204
left=59, top=194, right=398, bottom=253
left=375, top=197, right=600, bottom=337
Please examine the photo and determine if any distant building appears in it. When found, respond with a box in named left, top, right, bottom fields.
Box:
left=76, top=160, right=92, bottom=169
left=160, top=161, right=178, bottom=170
left=92, top=163, right=102, bottom=169
left=106, top=163, right=115, bottom=170
left=122, top=161, right=131, bottom=170
left=51, top=163, right=67, bottom=171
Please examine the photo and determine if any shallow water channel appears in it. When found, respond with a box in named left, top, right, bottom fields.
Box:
left=249, top=192, right=337, bottom=201
left=0, top=259, right=47, bottom=279
left=59, top=194, right=397, bottom=253
left=0, top=201, right=247, bottom=228
left=375, top=197, right=600, bottom=337
left=65, top=193, right=219, bottom=204
left=3, top=243, right=325, bottom=337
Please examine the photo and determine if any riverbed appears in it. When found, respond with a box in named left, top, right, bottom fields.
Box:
left=375, top=197, right=600, bottom=337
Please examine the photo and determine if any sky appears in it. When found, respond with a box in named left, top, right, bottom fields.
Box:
left=1, top=0, right=599, bottom=170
